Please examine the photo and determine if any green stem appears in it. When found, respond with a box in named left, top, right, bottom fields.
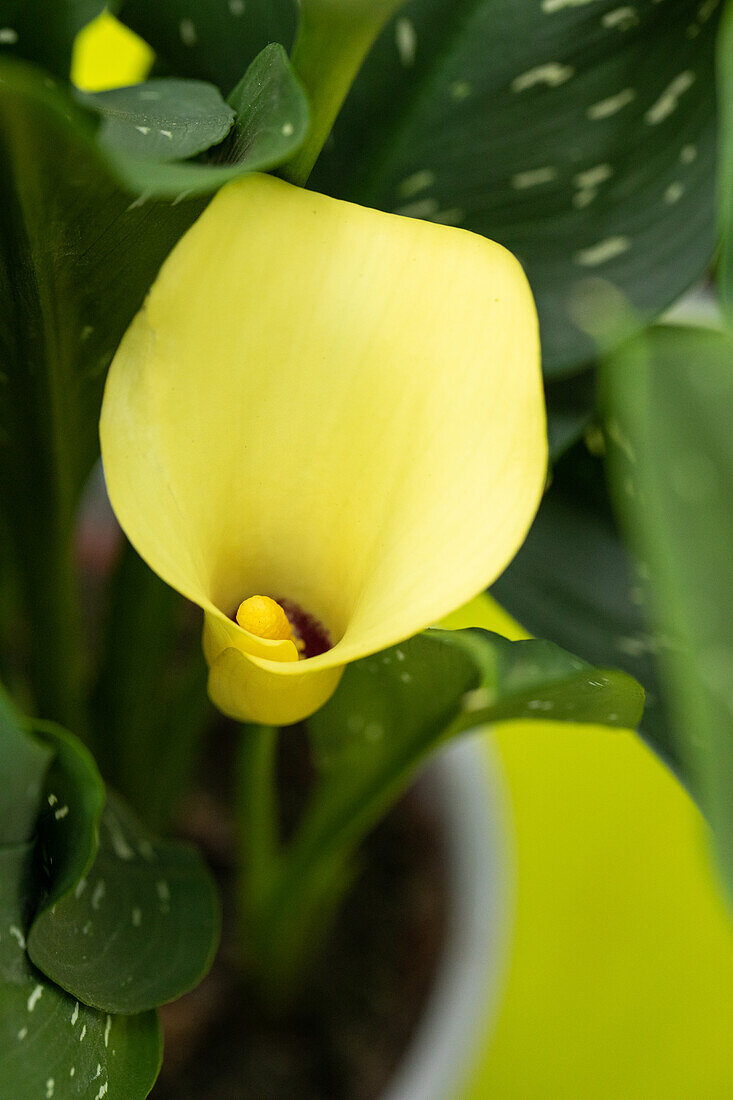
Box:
left=281, top=0, right=410, bottom=187
left=236, top=724, right=281, bottom=977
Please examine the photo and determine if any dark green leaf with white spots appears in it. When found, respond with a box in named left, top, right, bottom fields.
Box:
left=28, top=794, right=220, bottom=1014
left=0, top=1, right=107, bottom=78
left=310, top=0, right=719, bottom=376
left=79, top=78, right=235, bottom=162
left=106, top=43, right=310, bottom=197
left=34, top=723, right=106, bottom=909
left=118, top=0, right=298, bottom=96
left=0, top=733, right=161, bottom=1099
left=603, top=323, right=733, bottom=899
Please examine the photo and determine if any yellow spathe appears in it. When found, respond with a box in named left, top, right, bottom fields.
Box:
left=100, top=173, right=545, bottom=724
left=444, top=594, right=733, bottom=1099
left=72, top=13, right=152, bottom=91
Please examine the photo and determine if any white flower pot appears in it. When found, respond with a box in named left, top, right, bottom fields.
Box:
left=383, top=735, right=512, bottom=1100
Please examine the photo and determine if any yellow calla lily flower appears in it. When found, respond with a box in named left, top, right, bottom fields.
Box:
left=100, top=173, right=546, bottom=725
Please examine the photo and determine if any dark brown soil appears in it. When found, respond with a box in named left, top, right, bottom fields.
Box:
left=152, top=728, right=448, bottom=1100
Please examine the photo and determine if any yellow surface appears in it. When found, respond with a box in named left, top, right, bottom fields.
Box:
left=101, top=174, right=545, bottom=725
left=452, top=594, right=733, bottom=1099
left=72, top=13, right=152, bottom=91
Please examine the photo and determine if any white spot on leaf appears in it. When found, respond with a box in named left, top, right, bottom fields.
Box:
left=645, top=71, right=695, bottom=125
left=602, top=6, right=639, bottom=30
left=542, top=0, right=602, bottom=11
left=512, top=63, right=574, bottom=92
left=179, top=18, right=197, bottom=46
left=107, top=816, right=135, bottom=861
left=574, top=236, right=631, bottom=266
left=698, top=0, right=721, bottom=22
left=398, top=169, right=435, bottom=199
left=91, top=880, right=106, bottom=910
left=450, top=80, right=472, bottom=99
left=574, top=164, right=613, bottom=189
left=395, top=17, right=416, bottom=66
left=394, top=198, right=439, bottom=219
left=512, top=166, right=558, bottom=189
left=587, top=88, right=636, bottom=119
left=9, top=925, right=25, bottom=950
left=664, top=180, right=684, bottom=203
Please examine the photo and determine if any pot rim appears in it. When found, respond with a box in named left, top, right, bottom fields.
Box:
left=382, top=733, right=514, bottom=1100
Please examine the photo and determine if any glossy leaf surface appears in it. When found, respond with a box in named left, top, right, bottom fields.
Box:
left=28, top=795, right=220, bottom=1014
left=80, top=78, right=235, bottom=162
left=311, top=0, right=719, bottom=375
left=0, top=711, right=161, bottom=1100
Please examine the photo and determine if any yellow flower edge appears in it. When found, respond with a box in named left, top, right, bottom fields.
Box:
left=100, top=173, right=546, bottom=725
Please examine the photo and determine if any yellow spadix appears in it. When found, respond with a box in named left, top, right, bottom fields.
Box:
left=100, top=173, right=546, bottom=725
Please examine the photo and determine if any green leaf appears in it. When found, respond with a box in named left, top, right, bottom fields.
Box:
left=603, top=323, right=733, bottom=897
left=310, top=0, right=719, bottom=376
left=492, top=441, right=677, bottom=769
left=79, top=78, right=235, bottom=162
left=0, top=847, right=161, bottom=1100
left=225, top=42, right=311, bottom=175
left=0, top=57, right=205, bottom=724
left=107, top=42, right=310, bottom=197
left=28, top=794, right=220, bottom=1014
left=0, top=688, right=52, bottom=846
left=546, top=369, right=596, bottom=462
left=91, top=542, right=210, bottom=833
left=716, top=0, right=733, bottom=316
left=118, top=0, right=298, bottom=95
left=247, top=628, right=642, bottom=990
left=0, top=1, right=107, bottom=78
left=34, top=722, right=106, bottom=909
left=0, top=706, right=164, bottom=1096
